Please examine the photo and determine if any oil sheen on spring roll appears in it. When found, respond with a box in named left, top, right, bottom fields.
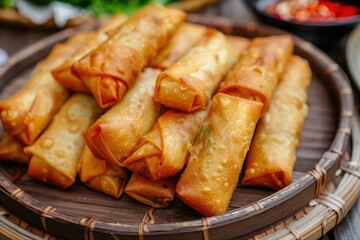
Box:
left=0, top=32, right=91, bottom=145
left=151, top=23, right=206, bottom=70
left=219, top=35, right=294, bottom=117
left=176, top=93, right=263, bottom=217
left=25, top=94, right=103, bottom=189
left=78, top=145, right=128, bottom=198
left=0, top=133, right=29, bottom=164
left=154, top=29, right=237, bottom=112
left=242, top=56, right=311, bottom=190
left=125, top=173, right=177, bottom=208
left=123, top=108, right=208, bottom=181
left=52, top=14, right=127, bottom=93
left=72, top=4, right=186, bottom=108
left=84, top=68, right=165, bottom=167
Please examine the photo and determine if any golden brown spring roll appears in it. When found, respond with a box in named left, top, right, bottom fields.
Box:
left=151, top=24, right=249, bottom=71
left=125, top=173, right=177, bottom=208
left=52, top=14, right=128, bottom=93
left=84, top=68, right=165, bottom=167
left=0, top=133, right=29, bottom=164
left=64, top=31, right=96, bottom=47
left=78, top=145, right=128, bottom=198
left=0, top=32, right=91, bottom=145
left=123, top=108, right=208, bottom=181
left=24, top=94, right=103, bottom=189
left=225, top=35, right=250, bottom=57
left=242, top=56, right=311, bottom=190
left=154, top=29, right=237, bottom=112
left=72, top=4, right=186, bottom=108
left=218, top=35, right=294, bottom=117
left=176, top=93, right=263, bottom=217
left=151, top=23, right=207, bottom=70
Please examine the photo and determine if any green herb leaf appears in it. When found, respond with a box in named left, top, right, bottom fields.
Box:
left=0, top=0, right=15, bottom=8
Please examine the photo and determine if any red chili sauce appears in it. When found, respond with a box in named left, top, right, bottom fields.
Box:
left=266, top=0, right=359, bottom=23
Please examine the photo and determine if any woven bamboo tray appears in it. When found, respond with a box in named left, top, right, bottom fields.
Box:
left=0, top=15, right=355, bottom=239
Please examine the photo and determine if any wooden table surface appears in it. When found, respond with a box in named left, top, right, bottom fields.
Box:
left=0, top=0, right=359, bottom=239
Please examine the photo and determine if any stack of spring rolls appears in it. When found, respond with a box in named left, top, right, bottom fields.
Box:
left=0, top=3, right=312, bottom=217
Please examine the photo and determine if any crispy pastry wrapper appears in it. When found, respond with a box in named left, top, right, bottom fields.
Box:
left=65, top=31, right=96, bottom=47
left=225, top=35, right=249, bottom=57
left=242, top=56, right=311, bottom=190
left=0, top=32, right=91, bottom=145
left=78, top=145, right=128, bottom=198
left=123, top=108, right=208, bottom=181
left=176, top=93, right=263, bottom=216
left=151, top=24, right=249, bottom=70
left=125, top=173, right=177, bottom=208
left=84, top=68, right=165, bottom=167
left=219, top=35, right=294, bottom=117
left=151, top=23, right=207, bottom=70
left=72, top=4, right=186, bottom=108
left=52, top=14, right=127, bottom=93
left=25, top=94, right=103, bottom=189
left=154, top=29, right=237, bottom=112
left=0, top=133, right=29, bottom=164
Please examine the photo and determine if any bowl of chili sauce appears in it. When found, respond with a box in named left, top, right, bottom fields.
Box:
left=244, top=0, right=360, bottom=47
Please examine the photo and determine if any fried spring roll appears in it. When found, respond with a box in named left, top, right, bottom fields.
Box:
left=151, top=23, right=207, bottom=70
left=84, top=68, right=165, bottom=167
left=225, top=35, right=250, bottom=57
left=0, top=32, right=91, bottom=145
left=125, top=173, right=177, bottom=208
left=154, top=29, right=237, bottom=112
left=78, top=146, right=128, bottom=198
left=52, top=14, right=128, bottom=93
left=123, top=108, right=208, bottom=181
left=65, top=31, right=97, bottom=47
left=72, top=4, right=186, bottom=108
left=219, top=35, right=294, bottom=117
left=25, top=94, right=103, bottom=189
left=151, top=24, right=249, bottom=71
left=176, top=93, right=263, bottom=216
left=0, top=133, right=29, bottom=164
left=242, top=56, right=311, bottom=190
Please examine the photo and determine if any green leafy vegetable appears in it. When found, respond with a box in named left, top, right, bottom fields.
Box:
left=0, top=0, right=15, bottom=8
left=23, top=0, right=177, bottom=15
left=89, top=0, right=178, bottom=16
